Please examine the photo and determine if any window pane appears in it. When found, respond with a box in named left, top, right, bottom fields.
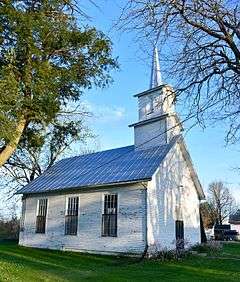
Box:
left=102, top=194, right=117, bottom=237
left=36, top=199, right=47, bottom=234
left=20, top=199, right=26, bottom=231
left=65, top=197, right=79, bottom=235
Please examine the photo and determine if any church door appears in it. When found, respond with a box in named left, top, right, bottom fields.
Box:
left=175, top=220, right=184, bottom=249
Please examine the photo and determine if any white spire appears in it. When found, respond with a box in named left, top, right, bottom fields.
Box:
left=150, top=46, right=163, bottom=89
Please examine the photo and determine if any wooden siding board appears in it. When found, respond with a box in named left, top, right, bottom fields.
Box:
left=19, top=185, right=147, bottom=254
left=147, top=142, right=201, bottom=252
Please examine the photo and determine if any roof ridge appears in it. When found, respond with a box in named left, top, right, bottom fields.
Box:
left=57, top=145, right=135, bottom=163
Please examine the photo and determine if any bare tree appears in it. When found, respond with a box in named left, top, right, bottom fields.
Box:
left=0, top=198, right=20, bottom=240
left=200, top=201, right=218, bottom=229
left=207, top=181, right=236, bottom=225
left=119, top=0, right=240, bottom=142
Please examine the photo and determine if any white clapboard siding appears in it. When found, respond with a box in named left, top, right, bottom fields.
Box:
left=147, top=142, right=201, bottom=251
left=19, top=184, right=147, bottom=255
left=134, top=119, right=167, bottom=150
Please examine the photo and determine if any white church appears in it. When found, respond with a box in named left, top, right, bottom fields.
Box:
left=18, top=47, right=205, bottom=255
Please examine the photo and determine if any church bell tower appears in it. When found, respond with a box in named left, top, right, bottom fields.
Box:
left=129, top=46, right=183, bottom=150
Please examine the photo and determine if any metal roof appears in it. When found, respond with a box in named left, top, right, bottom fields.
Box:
left=229, top=210, right=240, bottom=224
left=17, top=139, right=177, bottom=195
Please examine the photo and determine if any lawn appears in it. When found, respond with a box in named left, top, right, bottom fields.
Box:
left=0, top=241, right=240, bottom=282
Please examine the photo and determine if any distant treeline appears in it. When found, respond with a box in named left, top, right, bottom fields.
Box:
left=0, top=217, right=19, bottom=240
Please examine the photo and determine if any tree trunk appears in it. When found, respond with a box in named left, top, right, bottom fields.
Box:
left=0, top=117, right=27, bottom=167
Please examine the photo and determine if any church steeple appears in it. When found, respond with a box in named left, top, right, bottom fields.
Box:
left=129, top=46, right=182, bottom=150
left=150, top=46, right=162, bottom=89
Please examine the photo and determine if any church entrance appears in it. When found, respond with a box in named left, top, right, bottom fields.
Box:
left=175, top=220, right=184, bottom=249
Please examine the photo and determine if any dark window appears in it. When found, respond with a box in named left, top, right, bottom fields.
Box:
left=65, top=197, right=79, bottom=235
left=36, top=199, right=48, bottom=234
left=102, top=194, right=117, bottom=237
left=175, top=220, right=184, bottom=249
left=20, top=198, right=26, bottom=232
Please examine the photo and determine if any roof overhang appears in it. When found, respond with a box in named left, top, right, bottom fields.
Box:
left=129, top=114, right=168, bottom=128
left=129, top=113, right=184, bottom=133
left=133, top=85, right=166, bottom=98
left=18, top=178, right=151, bottom=196
left=229, top=220, right=240, bottom=225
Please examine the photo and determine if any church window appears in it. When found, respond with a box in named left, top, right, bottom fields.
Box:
left=65, top=196, right=79, bottom=235
left=145, top=97, right=154, bottom=115
left=102, top=194, right=118, bottom=237
left=20, top=198, right=26, bottom=232
left=36, top=198, right=48, bottom=234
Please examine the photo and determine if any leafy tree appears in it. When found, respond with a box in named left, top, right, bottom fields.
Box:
left=120, top=0, right=240, bottom=142
left=0, top=0, right=117, bottom=167
left=2, top=114, right=93, bottom=192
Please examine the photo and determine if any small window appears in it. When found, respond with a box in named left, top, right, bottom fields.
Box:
left=20, top=198, right=26, bottom=232
left=145, top=97, right=153, bottom=115
left=65, top=197, right=79, bottom=235
left=175, top=220, right=184, bottom=249
left=153, top=96, right=162, bottom=110
left=36, top=199, right=48, bottom=234
left=102, top=194, right=117, bottom=237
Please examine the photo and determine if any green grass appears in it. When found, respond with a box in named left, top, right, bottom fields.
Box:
left=0, top=241, right=240, bottom=282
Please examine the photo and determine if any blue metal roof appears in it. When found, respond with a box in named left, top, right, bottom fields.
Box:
left=17, top=138, right=178, bottom=194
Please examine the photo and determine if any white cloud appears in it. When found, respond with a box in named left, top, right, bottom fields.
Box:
left=82, top=101, right=126, bottom=123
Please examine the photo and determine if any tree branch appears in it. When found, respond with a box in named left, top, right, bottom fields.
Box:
left=0, top=117, right=27, bottom=167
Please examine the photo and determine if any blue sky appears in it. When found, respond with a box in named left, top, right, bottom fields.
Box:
left=79, top=1, right=240, bottom=203
left=0, top=0, right=239, bottom=218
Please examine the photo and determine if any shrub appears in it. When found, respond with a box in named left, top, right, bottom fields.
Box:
left=149, top=248, right=190, bottom=261
left=148, top=240, right=191, bottom=261
left=191, top=241, right=222, bottom=255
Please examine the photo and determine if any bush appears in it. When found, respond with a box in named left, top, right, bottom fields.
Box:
left=148, top=240, right=191, bottom=261
left=152, top=249, right=190, bottom=261
left=191, top=241, right=222, bottom=255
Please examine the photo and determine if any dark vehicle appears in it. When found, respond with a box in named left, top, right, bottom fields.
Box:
left=214, top=224, right=238, bottom=241
left=224, top=230, right=238, bottom=241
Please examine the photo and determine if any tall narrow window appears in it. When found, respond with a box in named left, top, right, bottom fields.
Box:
left=102, top=194, right=117, bottom=237
left=65, top=197, right=79, bottom=235
left=20, top=198, right=26, bottom=232
left=175, top=220, right=184, bottom=249
left=36, top=199, right=48, bottom=234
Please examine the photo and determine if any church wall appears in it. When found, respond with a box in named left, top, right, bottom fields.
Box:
left=134, top=119, right=167, bottom=149
left=147, top=142, right=201, bottom=251
left=19, top=184, right=147, bottom=255
left=138, top=86, right=175, bottom=121
left=167, top=115, right=182, bottom=142
left=138, top=91, right=163, bottom=120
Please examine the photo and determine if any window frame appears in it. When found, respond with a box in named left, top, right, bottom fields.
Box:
left=20, top=197, right=26, bottom=232
left=65, top=195, right=79, bottom=236
left=36, top=198, right=48, bottom=234
left=145, top=96, right=154, bottom=115
left=101, top=193, right=118, bottom=237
